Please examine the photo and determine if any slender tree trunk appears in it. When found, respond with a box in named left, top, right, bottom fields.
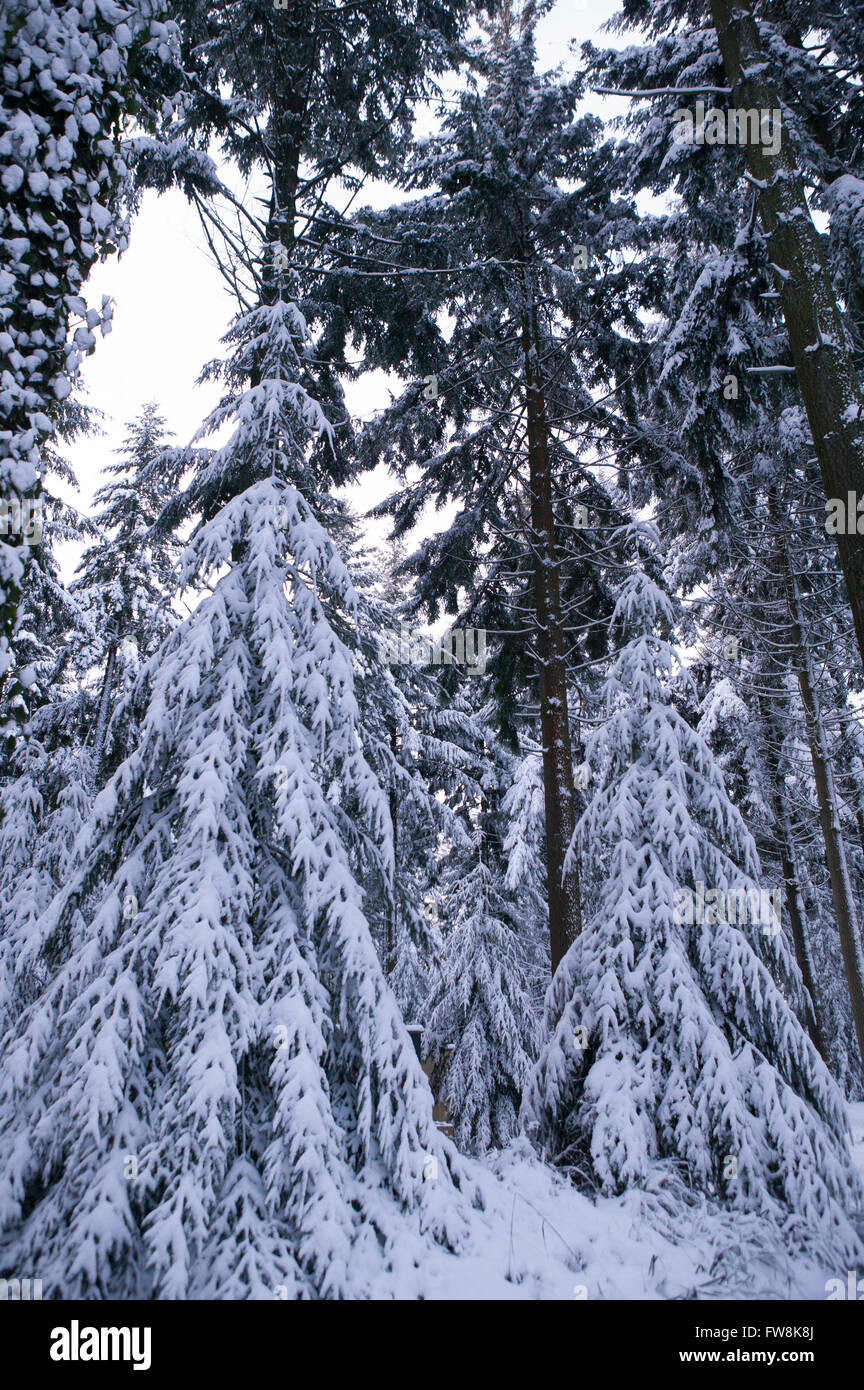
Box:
left=520, top=292, right=582, bottom=974
left=854, top=804, right=864, bottom=875
left=791, top=637, right=864, bottom=1067
left=757, top=688, right=828, bottom=1058
left=710, top=0, right=864, bottom=676
left=386, top=773, right=398, bottom=975
left=772, top=521, right=864, bottom=1067
left=90, top=640, right=117, bottom=772
left=822, top=656, right=864, bottom=876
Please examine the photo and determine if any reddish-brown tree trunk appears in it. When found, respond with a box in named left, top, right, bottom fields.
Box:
left=757, top=690, right=828, bottom=1059
left=521, top=301, right=582, bottom=973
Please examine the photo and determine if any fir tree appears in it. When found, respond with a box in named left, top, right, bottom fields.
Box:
left=424, top=820, right=541, bottom=1155
left=71, top=402, right=180, bottom=777
left=525, top=555, right=864, bottom=1260
left=332, top=3, right=663, bottom=973
left=596, top=0, right=864, bottom=688
left=0, top=0, right=486, bottom=1299
left=0, top=294, right=475, bottom=1300
left=423, top=692, right=545, bottom=1153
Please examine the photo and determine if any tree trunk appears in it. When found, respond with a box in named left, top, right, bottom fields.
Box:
left=757, top=688, right=828, bottom=1058
left=386, top=774, right=398, bottom=975
left=773, top=520, right=864, bottom=1068
left=710, top=0, right=864, bottom=677
left=520, top=293, right=582, bottom=974
left=90, top=639, right=117, bottom=774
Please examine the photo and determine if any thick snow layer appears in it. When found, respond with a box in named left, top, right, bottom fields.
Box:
left=356, top=1139, right=862, bottom=1300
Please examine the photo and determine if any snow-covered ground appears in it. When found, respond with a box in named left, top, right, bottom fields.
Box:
left=358, top=1120, right=864, bottom=1301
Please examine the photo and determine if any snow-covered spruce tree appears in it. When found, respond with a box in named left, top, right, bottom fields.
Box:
left=70, top=402, right=180, bottom=778
left=424, top=802, right=542, bottom=1155
left=0, top=395, right=97, bottom=762
left=584, top=16, right=864, bottom=1083
left=688, top=398, right=864, bottom=1084
left=0, top=0, right=493, bottom=1298
left=0, top=397, right=98, bottom=1036
left=0, top=733, right=89, bottom=1035
left=0, top=290, right=476, bottom=1299
left=595, top=0, right=864, bottom=690
left=524, top=556, right=864, bottom=1257
left=345, top=536, right=481, bottom=1015
left=0, top=0, right=500, bottom=1298
left=691, top=669, right=830, bottom=1067
left=333, top=3, right=664, bottom=974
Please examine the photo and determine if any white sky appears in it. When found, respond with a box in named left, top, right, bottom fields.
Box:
left=62, top=0, right=629, bottom=564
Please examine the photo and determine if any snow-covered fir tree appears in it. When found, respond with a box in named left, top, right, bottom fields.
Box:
left=5, top=0, right=864, bottom=1307
left=70, top=402, right=181, bottom=777
left=424, top=816, right=541, bottom=1155
left=502, top=742, right=550, bottom=1018
left=0, top=0, right=489, bottom=1299
left=347, top=538, right=480, bottom=1016
left=425, top=811, right=541, bottom=1150
left=0, top=395, right=95, bottom=760
left=421, top=695, right=546, bottom=1155
left=524, top=553, right=864, bottom=1261
left=334, top=3, right=663, bottom=974
left=0, top=287, right=476, bottom=1302
left=0, top=397, right=98, bottom=1038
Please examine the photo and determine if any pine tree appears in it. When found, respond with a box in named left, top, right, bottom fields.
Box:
left=524, top=554, right=864, bottom=1259
left=0, top=0, right=485, bottom=1299
left=0, top=295, right=476, bottom=1300
left=424, top=820, right=541, bottom=1155
left=332, top=3, right=664, bottom=973
left=71, top=402, right=180, bottom=777
left=423, top=713, right=545, bottom=1155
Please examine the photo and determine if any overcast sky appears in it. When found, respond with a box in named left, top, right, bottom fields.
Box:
left=63, top=0, right=629, bottom=564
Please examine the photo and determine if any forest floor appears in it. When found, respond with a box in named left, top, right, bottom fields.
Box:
left=374, top=1112, right=864, bottom=1300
